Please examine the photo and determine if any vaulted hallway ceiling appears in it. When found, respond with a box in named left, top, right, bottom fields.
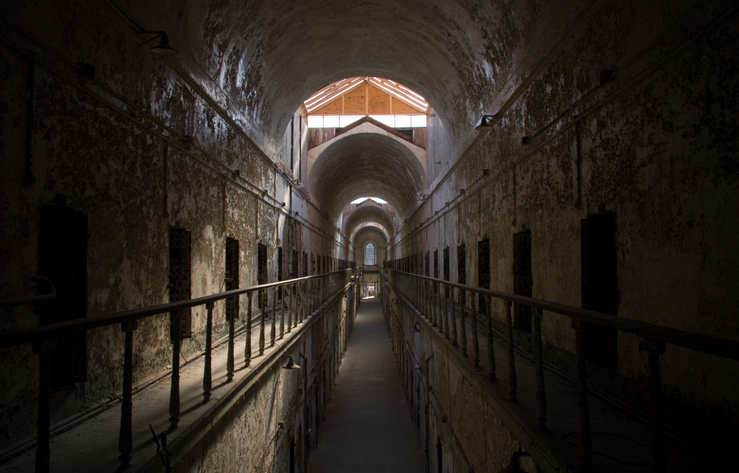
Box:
left=139, top=0, right=532, bottom=144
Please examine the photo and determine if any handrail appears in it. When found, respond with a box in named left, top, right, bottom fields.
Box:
left=0, top=270, right=353, bottom=350
left=0, top=276, right=56, bottom=310
left=387, top=269, right=739, bottom=361
left=0, top=268, right=355, bottom=473
left=385, top=267, right=739, bottom=473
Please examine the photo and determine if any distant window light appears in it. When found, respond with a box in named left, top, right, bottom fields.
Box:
left=351, top=197, right=388, bottom=205
left=307, top=114, right=427, bottom=128
left=365, top=243, right=376, bottom=265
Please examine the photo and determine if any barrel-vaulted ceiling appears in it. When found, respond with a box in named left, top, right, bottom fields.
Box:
left=147, top=0, right=537, bottom=144
left=343, top=205, right=397, bottom=241
left=308, top=133, right=425, bottom=220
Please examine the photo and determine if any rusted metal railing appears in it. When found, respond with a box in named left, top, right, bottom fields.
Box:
left=0, top=269, right=353, bottom=473
left=384, top=269, right=739, bottom=473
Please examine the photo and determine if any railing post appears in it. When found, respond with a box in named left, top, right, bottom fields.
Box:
left=451, top=287, right=458, bottom=346
left=245, top=292, right=252, bottom=367
left=287, top=283, right=293, bottom=333
left=118, top=321, right=136, bottom=470
left=33, top=340, right=51, bottom=473
left=225, top=299, right=234, bottom=383
left=574, top=321, right=592, bottom=470
left=280, top=285, right=285, bottom=339
left=169, top=312, right=181, bottom=430
left=459, top=288, right=467, bottom=356
left=534, top=308, right=547, bottom=429
left=486, top=295, right=496, bottom=379
left=442, top=282, right=449, bottom=339
left=271, top=287, right=277, bottom=347
left=505, top=300, right=517, bottom=401
left=643, top=339, right=667, bottom=473
left=205, top=302, right=216, bottom=397
left=471, top=293, right=479, bottom=367
left=259, top=290, right=265, bottom=356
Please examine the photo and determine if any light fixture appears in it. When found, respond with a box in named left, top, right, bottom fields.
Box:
left=411, top=323, right=421, bottom=333
left=292, top=179, right=304, bottom=189
left=141, top=31, right=179, bottom=56
left=474, top=114, right=497, bottom=131
left=282, top=355, right=301, bottom=370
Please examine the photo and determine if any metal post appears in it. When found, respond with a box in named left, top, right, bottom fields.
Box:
left=574, top=321, right=592, bottom=469
left=280, top=285, right=285, bottom=339
left=271, top=287, right=277, bottom=347
left=169, top=313, right=181, bottom=430
left=287, top=283, right=292, bottom=333
left=534, top=308, right=547, bottom=429
left=471, top=293, right=479, bottom=367
left=34, top=341, right=51, bottom=473
left=245, top=292, right=252, bottom=367
left=505, top=301, right=517, bottom=401
left=645, top=339, right=666, bottom=473
left=206, top=302, right=216, bottom=396
left=226, top=300, right=234, bottom=383
left=451, top=287, right=458, bottom=346
left=119, top=321, right=136, bottom=470
left=486, top=295, right=496, bottom=379
left=459, top=288, right=467, bottom=355
left=259, top=290, right=265, bottom=356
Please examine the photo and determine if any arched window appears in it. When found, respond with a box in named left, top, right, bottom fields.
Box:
left=365, top=243, right=376, bottom=265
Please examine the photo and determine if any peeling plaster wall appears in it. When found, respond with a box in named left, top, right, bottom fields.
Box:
left=397, top=0, right=739, bottom=420
left=0, top=2, right=341, bottom=449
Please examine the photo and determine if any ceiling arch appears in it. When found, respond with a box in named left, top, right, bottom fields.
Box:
left=157, top=0, right=528, bottom=143
left=343, top=205, right=397, bottom=240
left=354, top=225, right=388, bottom=249
left=308, top=133, right=425, bottom=220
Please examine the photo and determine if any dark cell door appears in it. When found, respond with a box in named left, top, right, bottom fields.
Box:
left=303, top=252, right=308, bottom=277
left=169, top=227, right=192, bottom=340
left=513, top=231, right=532, bottom=332
left=38, top=205, right=88, bottom=388
left=457, top=243, right=466, bottom=285
left=478, top=238, right=491, bottom=314
left=225, top=237, right=239, bottom=320
left=581, top=213, right=618, bottom=368
left=434, top=250, right=438, bottom=279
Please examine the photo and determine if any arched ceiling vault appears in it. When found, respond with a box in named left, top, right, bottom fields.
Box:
left=157, top=0, right=529, bottom=142
left=343, top=206, right=397, bottom=240
left=308, top=133, right=425, bottom=220
left=354, top=225, right=388, bottom=248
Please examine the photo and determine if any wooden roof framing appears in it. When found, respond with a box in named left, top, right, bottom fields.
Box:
left=304, top=77, right=429, bottom=115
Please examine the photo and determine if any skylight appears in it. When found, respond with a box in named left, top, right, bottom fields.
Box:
left=351, top=197, right=388, bottom=205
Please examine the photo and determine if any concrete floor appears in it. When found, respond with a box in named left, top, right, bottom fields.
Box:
left=307, top=298, right=425, bottom=473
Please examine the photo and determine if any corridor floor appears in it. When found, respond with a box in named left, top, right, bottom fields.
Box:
left=307, top=298, right=425, bottom=473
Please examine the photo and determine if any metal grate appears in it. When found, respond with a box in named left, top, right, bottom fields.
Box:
left=225, top=237, right=239, bottom=320
left=169, top=227, right=192, bottom=339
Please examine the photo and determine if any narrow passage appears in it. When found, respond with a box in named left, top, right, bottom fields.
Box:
left=307, top=298, right=425, bottom=473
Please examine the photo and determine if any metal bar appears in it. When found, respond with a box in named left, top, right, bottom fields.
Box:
left=459, top=288, right=467, bottom=355
left=487, top=295, right=496, bottom=379
left=451, top=287, right=458, bottom=346
left=379, top=270, right=739, bottom=362
left=245, top=292, right=252, bottom=367
left=271, top=287, right=277, bottom=347
left=280, top=285, right=285, bottom=339
left=574, top=321, right=592, bottom=469
left=505, top=301, right=517, bottom=401
left=34, top=342, right=51, bottom=473
left=118, top=321, right=135, bottom=469
left=287, top=283, right=292, bottom=332
left=471, top=293, right=479, bottom=367
left=534, top=308, right=547, bottom=429
left=645, top=339, right=667, bottom=473
left=169, top=313, right=181, bottom=430
left=259, top=290, right=265, bottom=356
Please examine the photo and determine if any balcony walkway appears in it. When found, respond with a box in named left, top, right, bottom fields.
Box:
left=307, top=298, right=425, bottom=473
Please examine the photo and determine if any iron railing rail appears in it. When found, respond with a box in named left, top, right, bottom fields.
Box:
left=0, top=269, right=354, bottom=473
left=0, top=276, right=56, bottom=310
left=385, top=268, right=739, bottom=473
